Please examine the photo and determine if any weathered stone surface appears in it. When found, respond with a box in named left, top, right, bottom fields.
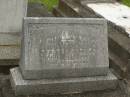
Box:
left=20, top=17, right=109, bottom=79
left=0, top=0, right=27, bottom=62
left=28, top=87, right=127, bottom=97
left=10, top=67, right=117, bottom=96
left=0, top=33, right=20, bottom=46
left=0, top=0, right=27, bottom=33
left=0, top=59, right=18, bottom=66
left=0, top=1, right=56, bottom=62
left=0, top=46, right=20, bottom=60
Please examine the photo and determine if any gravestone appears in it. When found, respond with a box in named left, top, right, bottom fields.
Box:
left=10, top=17, right=117, bottom=95
left=20, top=18, right=109, bottom=79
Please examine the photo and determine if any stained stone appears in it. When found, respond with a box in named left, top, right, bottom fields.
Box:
left=0, top=46, right=20, bottom=60
left=10, top=67, right=118, bottom=96
left=20, top=17, right=109, bottom=79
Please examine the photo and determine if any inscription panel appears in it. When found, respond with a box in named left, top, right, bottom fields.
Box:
left=28, top=24, right=98, bottom=69
left=20, top=18, right=109, bottom=79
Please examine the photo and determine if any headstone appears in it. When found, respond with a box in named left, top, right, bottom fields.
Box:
left=20, top=17, right=109, bottom=79
left=10, top=17, right=117, bottom=95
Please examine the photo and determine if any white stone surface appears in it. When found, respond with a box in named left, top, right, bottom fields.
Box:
left=0, top=0, right=27, bottom=33
left=85, top=3, right=130, bottom=36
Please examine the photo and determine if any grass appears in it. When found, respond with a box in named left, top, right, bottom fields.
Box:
left=122, top=0, right=130, bottom=7
left=29, top=0, right=59, bottom=11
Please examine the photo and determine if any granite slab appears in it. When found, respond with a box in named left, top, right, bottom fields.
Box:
left=20, top=17, right=109, bottom=79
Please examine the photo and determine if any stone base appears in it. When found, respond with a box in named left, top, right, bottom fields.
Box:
left=10, top=67, right=118, bottom=96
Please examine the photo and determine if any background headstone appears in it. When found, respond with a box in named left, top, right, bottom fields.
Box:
left=0, top=0, right=28, bottom=60
left=0, top=0, right=27, bottom=33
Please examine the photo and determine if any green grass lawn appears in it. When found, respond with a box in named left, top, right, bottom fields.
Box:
left=29, top=0, right=59, bottom=11
left=122, top=0, right=130, bottom=7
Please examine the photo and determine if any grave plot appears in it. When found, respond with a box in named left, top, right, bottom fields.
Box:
left=10, top=17, right=117, bottom=96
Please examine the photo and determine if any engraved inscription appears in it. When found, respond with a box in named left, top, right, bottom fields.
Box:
left=39, top=31, right=90, bottom=67
left=28, top=24, right=98, bottom=68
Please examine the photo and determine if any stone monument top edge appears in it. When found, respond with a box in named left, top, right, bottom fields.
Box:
left=24, top=17, right=107, bottom=24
